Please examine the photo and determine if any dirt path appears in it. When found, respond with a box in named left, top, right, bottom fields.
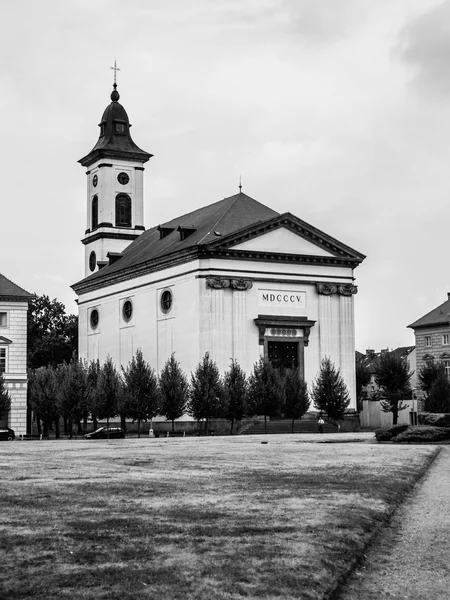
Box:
left=337, top=446, right=450, bottom=600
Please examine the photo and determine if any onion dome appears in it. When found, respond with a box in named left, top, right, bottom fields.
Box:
left=78, top=84, right=152, bottom=167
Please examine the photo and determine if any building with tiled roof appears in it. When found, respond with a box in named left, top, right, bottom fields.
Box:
left=72, top=82, right=366, bottom=415
left=408, top=294, right=450, bottom=381
left=0, top=273, right=33, bottom=434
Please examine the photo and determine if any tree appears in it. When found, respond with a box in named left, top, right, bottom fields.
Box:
left=423, top=372, right=450, bottom=413
left=87, top=359, right=101, bottom=430
left=96, top=357, right=121, bottom=433
left=28, top=366, right=59, bottom=438
left=222, top=360, right=248, bottom=434
left=311, top=357, right=350, bottom=424
left=284, top=368, right=310, bottom=433
left=188, top=353, right=222, bottom=434
left=28, top=295, right=78, bottom=368
left=122, top=349, right=159, bottom=437
left=374, top=352, right=412, bottom=425
left=0, top=375, right=11, bottom=421
left=355, top=355, right=371, bottom=412
left=159, top=354, right=189, bottom=433
left=418, top=361, right=445, bottom=400
left=248, top=357, right=284, bottom=434
left=57, top=358, right=91, bottom=438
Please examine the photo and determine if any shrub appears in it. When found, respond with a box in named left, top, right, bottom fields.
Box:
left=418, top=412, right=450, bottom=428
left=392, top=426, right=450, bottom=443
left=374, top=423, right=409, bottom=442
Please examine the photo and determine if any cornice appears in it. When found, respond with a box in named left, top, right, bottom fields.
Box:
left=0, top=295, right=33, bottom=302
left=82, top=230, right=142, bottom=245
left=254, top=315, right=316, bottom=346
left=199, top=246, right=361, bottom=268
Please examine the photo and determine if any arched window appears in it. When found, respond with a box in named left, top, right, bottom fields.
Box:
left=115, top=194, right=131, bottom=227
left=92, top=195, right=98, bottom=229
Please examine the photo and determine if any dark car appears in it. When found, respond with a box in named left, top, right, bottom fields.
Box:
left=0, top=428, right=15, bottom=441
left=84, top=427, right=126, bottom=440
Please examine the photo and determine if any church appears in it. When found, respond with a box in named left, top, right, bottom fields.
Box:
left=72, top=82, right=365, bottom=412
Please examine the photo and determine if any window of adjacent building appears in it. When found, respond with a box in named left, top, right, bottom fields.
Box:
left=0, top=348, right=6, bottom=374
left=425, top=336, right=432, bottom=347
left=122, top=300, right=133, bottom=322
left=444, top=360, right=450, bottom=380
left=115, top=194, right=132, bottom=227
left=443, top=334, right=449, bottom=346
left=0, top=312, right=7, bottom=327
left=90, top=309, right=99, bottom=329
left=160, top=290, right=173, bottom=314
left=92, top=195, right=98, bottom=229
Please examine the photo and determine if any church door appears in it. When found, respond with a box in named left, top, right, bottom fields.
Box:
left=268, top=341, right=299, bottom=376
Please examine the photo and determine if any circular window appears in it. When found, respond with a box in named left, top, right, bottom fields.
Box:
left=89, top=251, right=96, bottom=272
left=117, top=172, right=130, bottom=185
left=123, top=300, right=133, bottom=322
left=92, top=174, right=98, bottom=187
left=90, top=309, right=99, bottom=329
left=160, top=290, right=173, bottom=313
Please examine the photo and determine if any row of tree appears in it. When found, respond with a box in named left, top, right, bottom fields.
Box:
left=356, top=351, right=450, bottom=424
left=27, top=351, right=352, bottom=438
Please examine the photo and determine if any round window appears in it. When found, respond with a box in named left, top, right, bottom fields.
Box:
left=160, top=290, right=173, bottom=313
left=90, top=309, right=99, bottom=329
left=89, top=251, right=96, bottom=272
left=123, top=300, right=133, bottom=322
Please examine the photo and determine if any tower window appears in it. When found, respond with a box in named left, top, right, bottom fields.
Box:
left=116, top=194, right=132, bottom=227
left=115, top=123, right=125, bottom=134
left=89, top=251, right=96, bottom=272
left=92, top=195, right=98, bottom=229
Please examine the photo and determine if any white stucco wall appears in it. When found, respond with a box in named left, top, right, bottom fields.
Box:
left=77, top=251, right=359, bottom=410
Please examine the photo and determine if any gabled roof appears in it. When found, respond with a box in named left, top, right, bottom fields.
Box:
left=0, top=273, right=33, bottom=302
left=408, top=298, right=450, bottom=329
left=72, top=191, right=365, bottom=295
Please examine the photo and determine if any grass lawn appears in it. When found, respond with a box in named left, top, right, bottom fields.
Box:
left=0, top=434, right=438, bottom=600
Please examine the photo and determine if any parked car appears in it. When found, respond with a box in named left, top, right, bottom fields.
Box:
left=84, top=427, right=126, bottom=440
left=0, top=428, right=15, bottom=441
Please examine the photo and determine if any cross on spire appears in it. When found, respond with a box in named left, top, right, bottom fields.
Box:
left=110, top=59, right=121, bottom=87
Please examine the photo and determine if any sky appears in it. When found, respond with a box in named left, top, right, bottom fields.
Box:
left=1, top=0, right=450, bottom=353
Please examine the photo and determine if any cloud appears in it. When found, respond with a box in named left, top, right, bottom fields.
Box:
left=397, top=0, right=450, bottom=97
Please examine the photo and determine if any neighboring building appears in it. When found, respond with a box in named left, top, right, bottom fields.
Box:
left=72, top=83, right=366, bottom=414
left=0, top=273, right=33, bottom=434
left=359, top=346, right=417, bottom=429
left=408, top=294, right=450, bottom=381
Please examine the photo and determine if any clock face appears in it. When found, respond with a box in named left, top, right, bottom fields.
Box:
left=117, top=172, right=130, bottom=185
left=92, top=174, right=98, bottom=187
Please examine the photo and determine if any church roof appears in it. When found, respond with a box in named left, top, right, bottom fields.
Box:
left=73, top=191, right=365, bottom=294
left=408, top=297, right=450, bottom=329
left=0, top=273, right=33, bottom=302
left=78, top=85, right=152, bottom=167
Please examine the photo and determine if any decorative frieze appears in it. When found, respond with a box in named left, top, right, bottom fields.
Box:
left=316, top=283, right=357, bottom=296
left=206, top=277, right=253, bottom=290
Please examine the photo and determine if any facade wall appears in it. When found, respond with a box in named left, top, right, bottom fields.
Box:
left=77, top=252, right=359, bottom=411
left=360, top=399, right=416, bottom=429
left=0, top=301, right=28, bottom=434
left=415, top=326, right=450, bottom=376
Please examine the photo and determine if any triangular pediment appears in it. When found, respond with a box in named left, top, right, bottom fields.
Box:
left=0, top=336, right=12, bottom=345
left=211, top=213, right=365, bottom=262
left=230, top=226, right=335, bottom=257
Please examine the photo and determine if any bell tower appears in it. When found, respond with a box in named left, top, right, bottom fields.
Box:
left=78, top=70, right=152, bottom=277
